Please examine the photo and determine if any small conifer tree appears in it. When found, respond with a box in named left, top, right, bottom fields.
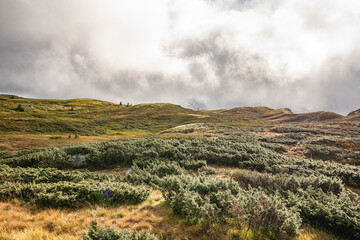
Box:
left=15, top=104, right=24, bottom=112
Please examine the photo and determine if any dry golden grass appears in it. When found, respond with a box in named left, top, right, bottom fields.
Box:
left=286, top=145, right=307, bottom=159
left=0, top=132, right=148, bottom=152
left=295, top=225, right=340, bottom=240
left=0, top=190, right=222, bottom=240
left=96, top=166, right=129, bottom=178
left=251, top=131, right=282, bottom=138
left=0, top=193, right=344, bottom=240
left=160, top=133, right=205, bottom=140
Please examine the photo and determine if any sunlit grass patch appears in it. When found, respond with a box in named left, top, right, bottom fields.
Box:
left=0, top=228, right=80, bottom=240
left=296, top=225, right=340, bottom=240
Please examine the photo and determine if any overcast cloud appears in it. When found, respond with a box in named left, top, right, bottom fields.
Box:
left=0, top=0, right=359, bottom=114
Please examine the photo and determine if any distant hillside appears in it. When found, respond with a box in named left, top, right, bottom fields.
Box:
left=207, top=106, right=343, bottom=123
left=219, top=106, right=291, bottom=120
left=0, top=95, right=204, bottom=135
left=273, top=111, right=343, bottom=122
left=346, top=109, right=360, bottom=121
left=0, top=95, right=355, bottom=135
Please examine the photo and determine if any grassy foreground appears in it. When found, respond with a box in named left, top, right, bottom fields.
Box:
left=0, top=190, right=340, bottom=240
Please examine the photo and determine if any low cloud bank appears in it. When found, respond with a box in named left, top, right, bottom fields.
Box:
left=0, top=0, right=359, bottom=114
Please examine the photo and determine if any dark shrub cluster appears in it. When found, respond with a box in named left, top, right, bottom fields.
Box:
left=259, top=142, right=288, bottom=153
left=0, top=164, right=116, bottom=184
left=161, top=175, right=301, bottom=239
left=232, top=170, right=360, bottom=239
left=0, top=180, right=150, bottom=208
left=84, top=220, right=158, bottom=240
left=304, top=144, right=344, bottom=160
left=232, top=170, right=344, bottom=195
left=179, top=159, right=207, bottom=170
left=0, top=148, right=74, bottom=169
left=124, top=156, right=217, bottom=187
left=304, top=137, right=360, bottom=165
left=259, top=136, right=298, bottom=145
left=270, top=126, right=323, bottom=134
left=124, top=159, right=187, bottom=186
left=231, top=189, right=302, bottom=240
left=287, top=189, right=360, bottom=240
left=0, top=165, right=151, bottom=208
left=237, top=153, right=360, bottom=188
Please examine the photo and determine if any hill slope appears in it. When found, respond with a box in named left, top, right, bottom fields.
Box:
left=346, top=109, right=360, bottom=121
left=0, top=95, right=207, bottom=135
left=0, top=95, right=354, bottom=135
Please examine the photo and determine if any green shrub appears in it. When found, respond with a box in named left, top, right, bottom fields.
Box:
left=231, top=171, right=360, bottom=239
left=231, top=189, right=301, bottom=239
left=198, top=166, right=217, bottom=175
left=232, top=170, right=344, bottom=195
left=260, top=142, right=288, bottom=153
left=179, top=159, right=207, bottom=170
left=0, top=165, right=151, bottom=208
left=84, top=220, right=158, bottom=240
left=0, top=180, right=151, bottom=208
left=0, top=164, right=117, bottom=184
left=161, top=175, right=240, bottom=223
left=304, top=142, right=360, bottom=165
left=0, top=148, right=73, bottom=169
left=287, top=188, right=360, bottom=240
left=125, top=159, right=187, bottom=187
left=237, top=154, right=360, bottom=188
left=49, top=135, right=62, bottom=139
left=259, top=136, right=298, bottom=145
left=270, top=126, right=323, bottom=134
left=15, top=104, right=24, bottom=112
left=161, top=175, right=301, bottom=239
left=304, top=144, right=343, bottom=160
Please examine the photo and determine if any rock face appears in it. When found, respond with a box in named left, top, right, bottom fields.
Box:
left=282, top=108, right=293, bottom=114
left=345, top=109, right=360, bottom=121
left=71, top=154, right=87, bottom=167
left=347, top=109, right=360, bottom=117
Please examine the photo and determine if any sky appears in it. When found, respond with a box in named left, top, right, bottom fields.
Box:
left=0, top=0, right=360, bottom=115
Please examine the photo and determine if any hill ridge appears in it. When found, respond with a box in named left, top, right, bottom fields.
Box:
left=0, top=95, right=358, bottom=135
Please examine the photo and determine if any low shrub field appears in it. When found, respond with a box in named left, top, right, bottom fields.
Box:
left=1, top=127, right=360, bottom=239
left=2, top=137, right=360, bottom=187
left=123, top=156, right=360, bottom=239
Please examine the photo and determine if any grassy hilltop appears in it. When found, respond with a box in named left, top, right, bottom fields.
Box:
left=0, top=95, right=359, bottom=240
left=0, top=95, right=350, bottom=135
left=0, top=95, right=200, bottom=135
